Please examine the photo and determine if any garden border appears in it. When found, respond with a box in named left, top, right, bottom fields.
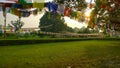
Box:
left=0, top=38, right=120, bottom=46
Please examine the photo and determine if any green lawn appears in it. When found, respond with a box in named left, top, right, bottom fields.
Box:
left=0, top=40, right=120, bottom=68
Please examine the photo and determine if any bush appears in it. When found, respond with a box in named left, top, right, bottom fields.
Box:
left=0, top=38, right=120, bottom=46
left=6, top=33, right=18, bottom=39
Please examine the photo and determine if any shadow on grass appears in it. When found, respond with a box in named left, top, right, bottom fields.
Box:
left=82, top=45, right=120, bottom=68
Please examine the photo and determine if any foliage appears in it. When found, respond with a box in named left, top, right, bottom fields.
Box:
left=19, top=0, right=27, bottom=4
left=77, top=27, right=98, bottom=34
left=56, top=0, right=87, bottom=10
left=66, top=26, right=74, bottom=32
left=39, top=12, right=74, bottom=33
left=77, top=27, right=90, bottom=34
left=91, top=0, right=120, bottom=23
left=88, top=0, right=120, bottom=34
left=0, top=38, right=88, bottom=46
left=1, top=38, right=120, bottom=46
left=8, top=20, right=24, bottom=32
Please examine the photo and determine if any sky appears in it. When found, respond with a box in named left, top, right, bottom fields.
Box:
left=85, top=0, right=94, bottom=3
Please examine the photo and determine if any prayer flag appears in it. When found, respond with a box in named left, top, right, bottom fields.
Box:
left=33, top=2, right=44, bottom=10
left=57, top=4, right=64, bottom=15
left=48, top=2, right=58, bottom=13
left=64, top=7, right=71, bottom=17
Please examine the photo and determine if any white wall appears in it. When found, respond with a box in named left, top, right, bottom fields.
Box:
left=0, top=11, right=44, bottom=29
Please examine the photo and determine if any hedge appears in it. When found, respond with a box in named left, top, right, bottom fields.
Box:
left=0, top=38, right=120, bottom=46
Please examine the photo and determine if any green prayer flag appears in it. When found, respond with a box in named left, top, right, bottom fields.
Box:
left=19, top=0, right=27, bottom=4
left=33, top=2, right=44, bottom=10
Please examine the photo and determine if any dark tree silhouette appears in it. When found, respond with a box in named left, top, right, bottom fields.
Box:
left=39, top=12, right=74, bottom=33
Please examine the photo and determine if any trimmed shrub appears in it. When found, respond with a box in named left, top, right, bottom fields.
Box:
left=0, top=38, right=120, bottom=46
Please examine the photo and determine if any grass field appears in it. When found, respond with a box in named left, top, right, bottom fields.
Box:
left=0, top=40, right=120, bottom=68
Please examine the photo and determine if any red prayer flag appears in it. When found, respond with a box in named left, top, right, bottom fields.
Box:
left=64, top=7, right=71, bottom=17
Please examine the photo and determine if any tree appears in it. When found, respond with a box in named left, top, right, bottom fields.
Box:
left=8, top=20, right=24, bottom=32
left=87, top=0, right=120, bottom=36
left=39, top=12, right=74, bottom=33
left=56, top=0, right=87, bottom=10
left=90, top=0, right=120, bottom=28
left=19, top=0, right=27, bottom=4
